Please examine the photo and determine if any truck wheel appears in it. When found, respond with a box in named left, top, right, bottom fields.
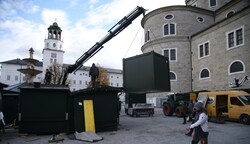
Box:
left=175, top=106, right=183, bottom=117
left=163, top=104, right=173, bottom=116
left=240, top=115, right=250, bottom=125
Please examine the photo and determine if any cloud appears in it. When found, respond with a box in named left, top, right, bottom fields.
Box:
left=89, top=0, right=99, bottom=5
left=0, top=18, right=46, bottom=61
left=0, top=0, right=40, bottom=19
left=41, top=9, right=69, bottom=29
left=69, top=0, right=80, bottom=8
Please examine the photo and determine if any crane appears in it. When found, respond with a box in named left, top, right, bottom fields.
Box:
left=61, top=6, right=146, bottom=85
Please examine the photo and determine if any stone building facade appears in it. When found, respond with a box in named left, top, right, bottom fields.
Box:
left=141, top=0, right=250, bottom=93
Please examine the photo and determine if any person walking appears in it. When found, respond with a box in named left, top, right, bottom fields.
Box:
left=187, top=100, right=194, bottom=122
left=187, top=102, right=209, bottom=144
left=181, top=101, right=187, bottom=124
left=89, top=63, right=99, bottom=87
left=185, top=99, right=198, bottom=136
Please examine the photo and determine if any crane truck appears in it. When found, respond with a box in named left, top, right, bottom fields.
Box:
left=61, top=6, right=146, bottom=85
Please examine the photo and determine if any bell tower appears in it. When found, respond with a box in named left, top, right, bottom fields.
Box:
left=42, top=22, right=64, bottom=80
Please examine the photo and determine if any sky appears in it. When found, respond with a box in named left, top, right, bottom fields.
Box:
left=0, top=0, right=185, bottom=69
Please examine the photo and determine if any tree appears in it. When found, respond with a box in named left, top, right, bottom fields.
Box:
left=47, top=63, right=70, bottom=85
left=88, top=66, right=110, bottom=88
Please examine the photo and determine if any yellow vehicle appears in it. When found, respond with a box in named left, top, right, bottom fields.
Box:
left=197, top=90, right=250, bottom=125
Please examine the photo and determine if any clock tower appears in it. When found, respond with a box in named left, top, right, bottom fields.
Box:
left=42, top=22, right=64, bottom=80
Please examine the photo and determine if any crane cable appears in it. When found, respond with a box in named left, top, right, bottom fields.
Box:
left=123, top=24, right=165, bottom=58
left=123, top=26, right=142, bottom=58
left=147, top=24, right=165, bottom=51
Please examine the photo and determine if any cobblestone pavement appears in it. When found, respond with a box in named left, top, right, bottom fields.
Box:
left=1, top=108, right=250, bottom=144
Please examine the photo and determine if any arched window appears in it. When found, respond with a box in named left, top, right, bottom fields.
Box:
left=170, top=71, right=177, bottom=81
left=200, top=68, right=210, bottom=79
left=163, top=23, right=176, bottom=36
left=227, top=11, right=235, bottom=18
left=229, top=60, right=245, bottom=74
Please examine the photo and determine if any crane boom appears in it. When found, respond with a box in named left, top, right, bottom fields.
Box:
left=61, top=6, right=146, bottom=85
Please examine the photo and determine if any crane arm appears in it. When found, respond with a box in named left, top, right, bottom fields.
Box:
left=61, top=6, right=146, bottom=85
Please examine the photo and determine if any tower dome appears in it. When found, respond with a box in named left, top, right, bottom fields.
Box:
left=47, top=22, right=62, bottom=40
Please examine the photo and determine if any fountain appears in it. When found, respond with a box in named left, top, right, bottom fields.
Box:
left=17, top=48, right=42, bottom=85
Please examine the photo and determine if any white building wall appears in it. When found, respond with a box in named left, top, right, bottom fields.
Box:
left=0, top=62, right=123, bottom=91
left=108, top=73, right=123, bottom=87
left=68, top=70, right=91, bottom=91
left=0, top=63, right=43, bottom=86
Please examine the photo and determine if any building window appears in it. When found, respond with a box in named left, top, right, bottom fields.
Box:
left=197, top=17, right=204, bottom=23
left=23, top=77, right=26, bottom=81
left=73, top=80, right=76, bottom=84
left=145, top=30, right=150, bottom=42
left=170, top=71, right=177, bottom=81
left=226, top=11, right=235, bottom=18
left=226, top=26, right=244, bottom=49
left=198, top=41, right=210, bottom=59
left=229, top=60, right=245, bottom=75
left=200, top=68, right=210, bottom=79
left=111, top=76, right=113, bottom=78
left=117, top=83, right=119, bottom=87
left=209, top=0, right=217, bottom=7
left=110, top=83, right=113, bottom=86
left=165, top=14, right=174, bottom=20
left=51, top=53, right=57, bottom=58
left=163, top=23, right=176, bottom=36
left=15, top=76, right=18, bottom=81
left=79, top=80, right=82, bottom=84
left=163, top=48, right=177, bottom=62
left=7, top=75, right=10, bottom=81
left=85, top=81, right=88, bottom=85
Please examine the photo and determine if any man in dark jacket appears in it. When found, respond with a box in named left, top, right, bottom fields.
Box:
left=44, top=69, right=53, bottom=85
left=89, top=63, right=99, bottom=87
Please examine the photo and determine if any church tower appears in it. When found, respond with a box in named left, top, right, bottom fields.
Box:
left=42, top=22, right=64, bottom=79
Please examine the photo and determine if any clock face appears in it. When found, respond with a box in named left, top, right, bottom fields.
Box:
left=53, top=43, right=56, bottom=47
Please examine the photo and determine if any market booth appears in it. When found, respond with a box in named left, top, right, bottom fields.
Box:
left=72, top=86, right=122, bottom=132
left=18, top=85, right=74, bottom=134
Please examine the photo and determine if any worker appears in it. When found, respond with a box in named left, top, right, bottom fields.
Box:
left=187, top=102, right=209, bottom=144
left=89, top=63, right=99, bottom=87
left=181, top=100, right=187, bottom=124
left=185, top=99, right=198, bottom=136
left=44, top=69, right=53, bottom=85
left=188, top=99, right=197, bottom=122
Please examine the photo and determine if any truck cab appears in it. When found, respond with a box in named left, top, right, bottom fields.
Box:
left=198, top=91, right=250, bottom=124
